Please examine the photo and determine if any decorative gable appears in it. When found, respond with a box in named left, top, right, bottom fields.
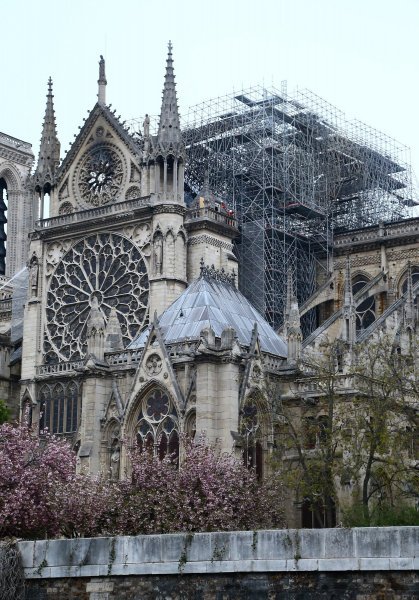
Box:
left=54, top=105, right=143, bottom=215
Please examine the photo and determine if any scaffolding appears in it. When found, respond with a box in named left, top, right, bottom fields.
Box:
left=182, top=84, right=415, bottom=335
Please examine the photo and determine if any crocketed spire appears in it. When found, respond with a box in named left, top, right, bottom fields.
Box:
left=35, top=77, right=60, bottom=177
left=156, top=42, right=183, bottom=154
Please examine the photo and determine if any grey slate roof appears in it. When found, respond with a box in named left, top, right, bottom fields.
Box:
left=129, top=276, right=287, bottom=358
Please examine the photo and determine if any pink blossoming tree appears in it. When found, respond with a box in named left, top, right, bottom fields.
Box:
left=0, top=425, right=284, bottom=539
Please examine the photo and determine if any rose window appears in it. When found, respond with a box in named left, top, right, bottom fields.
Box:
left=44, top=233, right=149, bottom=362
left=77, top=145, right=124, bottom=207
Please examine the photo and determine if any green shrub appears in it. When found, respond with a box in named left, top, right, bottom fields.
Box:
left=342, top=502, right=419, bottom=527
left=0, top=399, right=9, bottom=425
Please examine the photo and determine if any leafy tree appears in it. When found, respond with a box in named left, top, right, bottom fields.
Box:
left=342, top=334, right=419, bottom=522
left=272, top=334, right=418, bottom=526
left=272, top=339, right=345, bottom=527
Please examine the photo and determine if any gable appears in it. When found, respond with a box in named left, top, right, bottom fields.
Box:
left=55, top=104, right=143, bottom=214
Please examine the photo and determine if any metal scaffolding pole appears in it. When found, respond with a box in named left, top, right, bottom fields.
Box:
left=182, top=84, right=414, bottom=336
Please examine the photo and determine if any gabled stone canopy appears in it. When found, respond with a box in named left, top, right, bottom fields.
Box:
left=129, top=273, right=288, bottom=358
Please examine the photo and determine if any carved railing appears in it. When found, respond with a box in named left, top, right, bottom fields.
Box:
left=185, top=206, right=237, bottom=229
left=166, top=340, right=200, bottom=358
left=105, top=348, right=143, bottom=366
left=36, top=360, right=84, bottom=376
left=294, top=374, right=357, bottom=395
left=263, top=354, right=286, bottom=372
left=0, top=299, right=12, bottom=312
left=0, top=132, right=32, bottom=151
left=35, top=196, right=151, bottom=229
left=334, top=218, right=419, bottom=247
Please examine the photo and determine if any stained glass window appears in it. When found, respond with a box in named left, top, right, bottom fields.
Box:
left=38, top=381, right=80, bottom=434
left=136, top=388, right=179, bottom=462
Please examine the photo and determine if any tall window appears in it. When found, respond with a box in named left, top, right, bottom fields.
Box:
left=352, top=274, right=375, bottom=332
left=38, top=381, right=80, bottom=434
left=0, top=178, right=7, bottom=275
left=240, top=398, right=263, bottom=479
left=136, top=388, right=179, bottom=462
left=401, top=266, right=419, bottom=297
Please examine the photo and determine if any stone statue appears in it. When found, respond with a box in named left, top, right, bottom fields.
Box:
left=29, top=254, right=39, bottom=296
left=154, top=236, right=163, bottom=275
left=143, top=114, right=150, bottom=137
left=110, top=444, right=120, bottom=481
left=99, top=55, right=106, bottom=80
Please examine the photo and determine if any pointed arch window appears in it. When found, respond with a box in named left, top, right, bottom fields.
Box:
left=136, top=388, right=179, bottom=463
left=352, top=274, right=375, bottom=332
left=0, top=178, right=7, bottom=275
left=400, top=266, right=419, bottom=298
left=240, top=398, right=264, bottom=479
left=38, top=381, right=81, bottom=434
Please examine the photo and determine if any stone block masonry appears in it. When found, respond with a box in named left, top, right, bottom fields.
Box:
left=19, top=527, right=419, bottom=599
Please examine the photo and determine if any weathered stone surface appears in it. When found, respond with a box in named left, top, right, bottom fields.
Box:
left=24, top=571, right=419, bottom=599
left=19, top=527, right=418, bottom=582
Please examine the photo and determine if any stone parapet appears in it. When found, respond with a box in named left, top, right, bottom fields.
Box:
left=19, top=527, right=418, bottom=579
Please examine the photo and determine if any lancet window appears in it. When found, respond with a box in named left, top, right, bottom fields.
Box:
left=0, top=178, right=7, bottom=275
left=38, top=381, right=81, bottom=434
left=136, top=388, right=179, bottom=462
left=240, top=397, right=263, bottom=479
left=352, top=274, right=375, bottom=332
left=400, top=266, right=419, bottom=297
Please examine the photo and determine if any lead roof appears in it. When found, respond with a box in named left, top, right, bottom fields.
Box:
left=129, top=275, right=287, bottom=358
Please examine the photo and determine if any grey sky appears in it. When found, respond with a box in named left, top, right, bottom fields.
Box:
left=2, top=0, right=419, bottom=193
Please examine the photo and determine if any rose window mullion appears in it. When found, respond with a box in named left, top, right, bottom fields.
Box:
left=45, top=233, right=149, bottom=363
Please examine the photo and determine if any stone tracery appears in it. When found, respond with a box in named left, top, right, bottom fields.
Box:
left=136, top=387, right=179, bottom=460
left=44, top=233, right=149, bottom=362
left=76, top=145, right=124, bottom=207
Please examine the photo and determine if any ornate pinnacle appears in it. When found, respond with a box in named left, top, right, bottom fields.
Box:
left=156, top=42, right=183, bottom=153
left=35, top=77, right=60, bottom=177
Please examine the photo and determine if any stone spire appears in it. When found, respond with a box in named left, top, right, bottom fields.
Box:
left=98, top=55, right=107, bottom=106
left=35, top=77, right=60, bottom=178
left=342, top=255, right=356, bottom=344
left=156, top=41, right=183, bottom=154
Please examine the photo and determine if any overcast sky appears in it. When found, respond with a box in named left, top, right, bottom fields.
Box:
left=2, top=0, right=419, bottom=194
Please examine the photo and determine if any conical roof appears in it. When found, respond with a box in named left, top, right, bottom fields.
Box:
left=129, top=275, right=287, bottom=357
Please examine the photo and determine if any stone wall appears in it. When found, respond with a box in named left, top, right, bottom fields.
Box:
left=19, top=527, right=419, bottom=599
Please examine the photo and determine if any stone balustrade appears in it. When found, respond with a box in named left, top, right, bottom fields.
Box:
left=0, top=132, right=32, bottom=151
left=36, top=360, right=84, bottom=376
left=185, top=206, right=237, bottom=229
left=106, top=349, right=143, bottom=366
left=35, top=196, right=151, bottom=230
left=334, top=218, right=419, bottom=247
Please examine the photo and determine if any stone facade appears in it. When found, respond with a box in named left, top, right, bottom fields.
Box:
left=0, top=46, right=418, bottom=528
